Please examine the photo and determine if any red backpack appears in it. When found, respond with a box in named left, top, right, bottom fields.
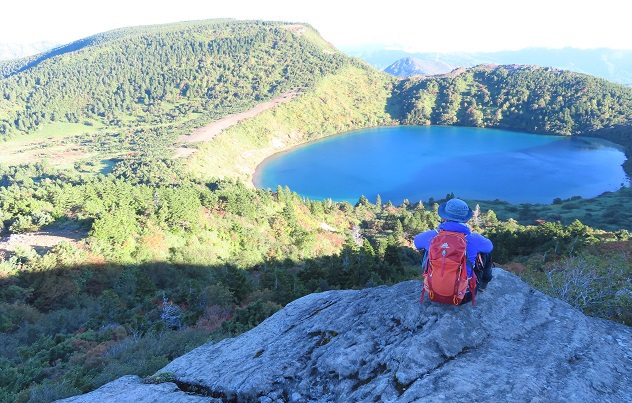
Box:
left=420, top=230, right=477, bottom=306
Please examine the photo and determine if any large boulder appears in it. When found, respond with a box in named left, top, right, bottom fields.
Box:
left=59, top=268, right=632, bottom=402
left=57, top=375, right=212, bottom=402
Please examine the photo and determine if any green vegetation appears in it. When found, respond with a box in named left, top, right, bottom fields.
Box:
left=1, top=20, right=347, bottom=137
left=0, top=19, right=351, bottom=171
left=467, top=187, right=632, bottom=233
left=188, top=63, right=394, bottom=181
left=0, top=19, right=631, bottom=402
left=1, top=167, right=630, bottom=401
left=485, top=218, right=631, bottom=325
left=392, top=65, right=632, bottom=135
left=0, top=163, right=423, bottom=401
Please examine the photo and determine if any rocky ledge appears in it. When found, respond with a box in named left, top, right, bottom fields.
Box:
left=59, top=268, right=631, bottom=402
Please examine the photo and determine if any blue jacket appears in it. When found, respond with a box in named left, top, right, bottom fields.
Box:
left=413, top=221, right=493, bottom=271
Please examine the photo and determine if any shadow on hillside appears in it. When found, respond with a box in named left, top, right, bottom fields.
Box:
left=2, top=243, right=420, bottom=316
left=0, top=246, right=420, bottom=401
left=384, top=80, right=410, bottom=121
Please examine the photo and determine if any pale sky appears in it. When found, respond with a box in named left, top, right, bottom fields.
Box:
left=2, top=0, right=630, bottom=53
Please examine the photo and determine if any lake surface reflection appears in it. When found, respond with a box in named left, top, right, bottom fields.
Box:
left=254, top=126, right=629, bottom=204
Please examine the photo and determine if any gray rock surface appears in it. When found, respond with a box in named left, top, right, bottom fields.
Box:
left=60, top=268, right=632, bottom=402
left=57, top=375, right=214, bottom=402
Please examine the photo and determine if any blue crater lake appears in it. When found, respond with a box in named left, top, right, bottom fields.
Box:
left=253, top=126, right=629, bottom=204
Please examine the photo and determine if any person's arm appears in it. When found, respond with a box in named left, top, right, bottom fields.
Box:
left=413, top=230, right=437, bottom=251
left=470, top=233, right=493, bottom=254
left=469, top=233, right=493, bottom=288
left=414, top=230, right=436, bottom=270
left=477, top=252, right=493, bottom=288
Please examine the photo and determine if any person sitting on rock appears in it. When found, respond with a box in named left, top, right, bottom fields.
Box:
left=413, top=198, right=494, bottom=304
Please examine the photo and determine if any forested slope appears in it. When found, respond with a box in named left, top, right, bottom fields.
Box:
left=392, top=64, right=632, bottom=135
left=0, top=20, right=349, bottom=145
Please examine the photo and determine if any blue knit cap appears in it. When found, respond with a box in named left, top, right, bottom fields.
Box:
left=437, top=198, right=473, bottom=222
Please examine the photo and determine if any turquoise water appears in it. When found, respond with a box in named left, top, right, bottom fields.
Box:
left=254, top=126, right=629, bottom=204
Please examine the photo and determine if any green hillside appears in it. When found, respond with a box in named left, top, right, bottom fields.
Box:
left=189, top=63, right=394, bottom=181
left=0, top=20, right=630, bottom=402
left=0, top=20, right=349, bottom=160
left=391, top=65, right=632, bottom=173
left=392, top=65, right=632, bottom=134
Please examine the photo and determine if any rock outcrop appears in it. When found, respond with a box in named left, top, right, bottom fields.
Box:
left=58, top=375, right=211, bottom=403
left=59, top=268, right=632, bottom=402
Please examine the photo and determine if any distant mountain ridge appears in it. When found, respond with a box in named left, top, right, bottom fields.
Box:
left=0, top=41, right=59, bottom=61
left=0, top=37, right=104, bottom=78
left=346, top=46, right=632, bottom=85
left=384, top=56, right=452, bottom=77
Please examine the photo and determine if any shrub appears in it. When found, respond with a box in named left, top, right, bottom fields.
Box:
left=221, top=300, right=281, bottom=336
left=143, top=371, right=177, bottom=384
left=532, top=253, right=632, bottom=324
left=9, top=215, right=35, bottom=233
left=0, top=302, right=42, bottom=332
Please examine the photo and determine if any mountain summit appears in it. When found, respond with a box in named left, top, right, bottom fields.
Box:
left=60, top=268, right=631, bottom=402
left=384, top=56, right=453, bottom=77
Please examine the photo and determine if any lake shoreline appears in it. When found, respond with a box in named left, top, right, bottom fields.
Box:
left=253, top=125, right=630, bottom=205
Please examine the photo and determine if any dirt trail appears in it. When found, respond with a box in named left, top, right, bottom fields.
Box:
left=173, top=90, right=299, bottom=157
left=0, top=227, right=87, bottom=260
